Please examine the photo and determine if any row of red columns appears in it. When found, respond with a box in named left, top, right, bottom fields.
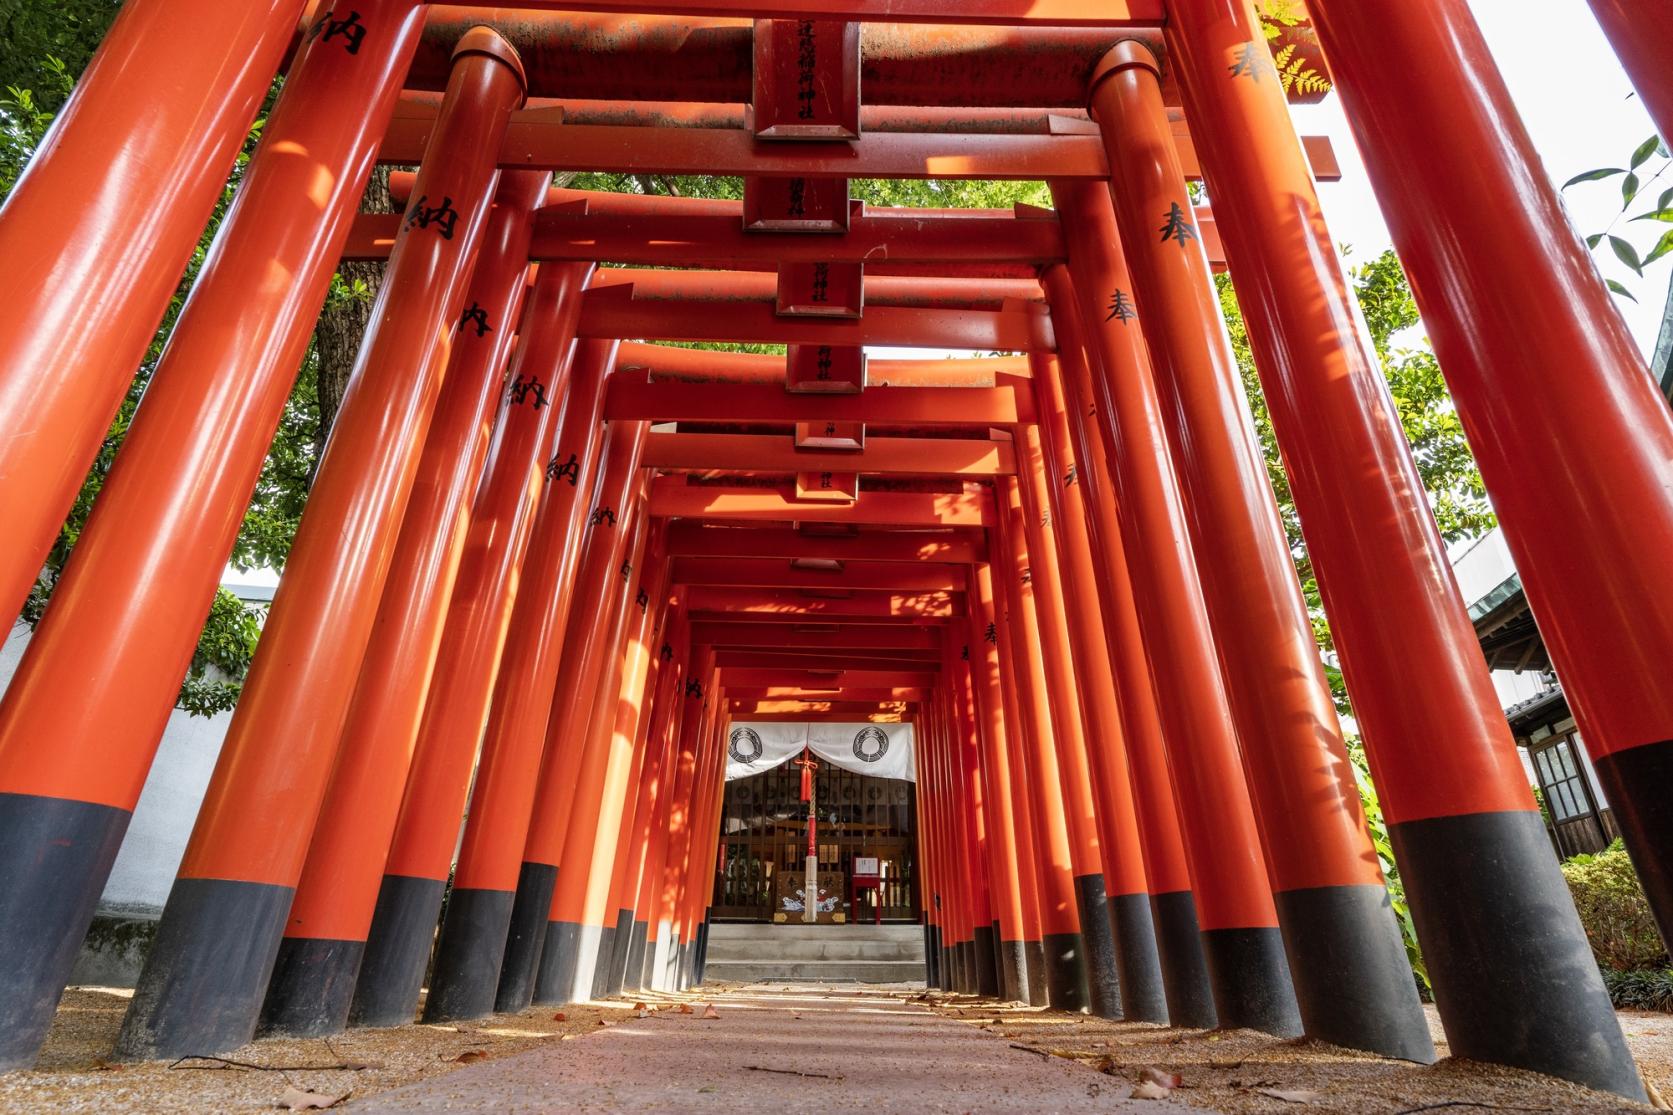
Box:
left=0, top=0, right=1668, bottom=1102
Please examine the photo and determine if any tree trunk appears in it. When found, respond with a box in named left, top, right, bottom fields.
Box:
left=314, top=166, right=391, bottom=443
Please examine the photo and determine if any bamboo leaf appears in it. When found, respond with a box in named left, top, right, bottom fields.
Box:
left=1631, top=133, right=1662, bottom=169
left=1609, top=235, right=1644, bottom=275
left=1563, top=167, right=1625, bottom=188
left=1606, top=278, right=1639, bottom=302
left=1644, top=229, right=1673, bottom=267
left=1622, top=172, right=1641, bottom=208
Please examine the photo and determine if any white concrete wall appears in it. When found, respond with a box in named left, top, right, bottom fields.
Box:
left=2, top=620, right=231, bottom=918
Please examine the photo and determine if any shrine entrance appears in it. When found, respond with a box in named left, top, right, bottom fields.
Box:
left=713, top=758, right=918, bottom=924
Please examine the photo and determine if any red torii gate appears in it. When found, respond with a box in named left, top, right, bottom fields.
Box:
left=0, top=0, right=1665, bottom=1106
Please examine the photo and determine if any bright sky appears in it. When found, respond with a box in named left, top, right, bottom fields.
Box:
left=1299, top=0, right=1668, bottom=355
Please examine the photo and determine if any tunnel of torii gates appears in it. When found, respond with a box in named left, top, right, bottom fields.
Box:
left=0, top=0, right=1671, bottom=1104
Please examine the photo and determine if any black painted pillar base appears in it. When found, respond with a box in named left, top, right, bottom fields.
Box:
left=1392, top=809, right=1644, bottom=1100
left=534, top=920, right=584, bottom=1005
left=972, top=924, right=1000, bottom=997
left=1150, top=890, right=1217, bottom=1029
left=958, top=941, right=975, bottom=993
left=0, top=793, right=130, bottom=1071
left=1199, top=926, right=1302, bottom=1037
left=259, top=936, right=364, bottom=1037
left=608, top=909, right=634, bottom=995
left=425, top=886, right=515, bottom=1023
left=1593, top=740, right=1673, bottom=953
left=114, top=877, right=293, bottom=1060
left=924, top=924, right=939, bottom=986
left=997, top=937, right=1028, bottom=1002
left=1108, top=891, right=1168, bottom=1023
left=349, top=874, right=447, bottom=1029
left=695, top=917, right=711, bottom=984
left=624, top=919, right=649, bottom=994
left=1023, top=939, right=1047, bottom=1005
left=495, top=862, right=556, bottom=1013
left=1074, top=873, right=1122, bottom=1019
left=942, top=943, right=958, bottom=991
left=1040, top=931, right=1090, bottom=1013
left=1275, top=883, right=1434, bottom=1062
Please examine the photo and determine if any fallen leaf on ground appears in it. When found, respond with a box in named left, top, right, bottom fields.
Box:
left=551, top=1012, right=566, bottom=1022
left=1256, top=1089, right=1322, bottom=1104
left=701, top=1004, right=721, bottom=1020
left=278, top=1086, right=348, bottom=1110
left=1130, top=1081, right=1171, bottom=1100
left=1141, top=1066, right=1182, bottom=1089
left=450, top=1051, right=487, bottom=1064
left=633, top=1002, right=649, bottom=1011
left=677, top=1004, right=694, bottom=1014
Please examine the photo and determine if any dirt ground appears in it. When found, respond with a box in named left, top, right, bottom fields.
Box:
left=2, top=984, right=1668, bottom=1112
left=0, top=984, right=730, bottom=1113
left=920, top=993, right=1673, bottom=1114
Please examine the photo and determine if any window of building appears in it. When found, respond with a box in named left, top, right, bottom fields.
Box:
left=1533, top=737, right=1592, bottom=823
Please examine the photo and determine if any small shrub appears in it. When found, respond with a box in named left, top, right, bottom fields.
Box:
left=1601, top=967, right=1673, bottom=1013
left=1562, top=840, right=1669, bottom=972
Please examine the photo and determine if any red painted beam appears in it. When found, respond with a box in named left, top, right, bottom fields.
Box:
left=674, top=556, right=964, bottom=592
left=642, top=432, right=1015, bottom=476
left=576, top=284, right=1051, bottom=351
left=620, top=344, right=1030, bottom=387
left=649, top=477, right=990, bottom=525
left=717, top=656, right=938, bottom=678
left=730, top=700, right=912, bottom=717
left=725, top=686, right=930, bottom=700
left=420, top=2, right=1161, bottom=26
left=589, top=268, right=1044, bottom=309
left=666, top=523, right=985, bottom=563
left=694, top=621, right=941, bottom=651
left=607, top=378, right=1028, bottom=427
left=721, top=668, right=936, bottom=687
left=685, top=586, right=962, bottom=619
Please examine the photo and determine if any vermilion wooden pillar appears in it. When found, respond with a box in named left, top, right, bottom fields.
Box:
left=536, top=501, right=660, bottom=1004
left=1048, top=178, right=1288, bottom=1035
left=1012, top=416, right=1123, bottom=1018
left=425, top=339, right=620, bottom=1022
left=1041, top=258, right=1214, bottom=1026
left=1028, top=323, right=1169, bottom=1024
left=984, top=554, right=1048, bottom=1005
left=599, top=588, right=679, bottom=997
left=496, top=423, right=651, bottom=1009
left=994, top=479, right=1090, bottom=1012
left=1586, top=1, right=1673, bottom=143
left=626, top=605, right=690, bottom=992
left=113, top=30, right=527, bottom=1062
left=966, top=565, right=1031, bottom=1003
left=950, top=641, right=1002, bottom=996
left=347, top=261, right=595, bottom=1029
left=0, top=0, right=425, bottom=1069
left=649, top=648, right=714, bottom=990
left=680, top=680, right=729, bottom=987
left=1304, top=1, right=1654, bottom=1095
left=256, top=174, right=549, bottom=1039
left=0, top=0, right=304, bottom=633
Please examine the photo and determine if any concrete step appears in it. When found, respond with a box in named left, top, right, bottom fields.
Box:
left=705, top=959, right=927, bottom=984
left=705, top=939, right=922, bottom=962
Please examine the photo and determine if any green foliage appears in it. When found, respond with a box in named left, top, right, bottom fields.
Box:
left=1254, top=0, right=1330, bottom=97
left=1562, top=839, right=1670, bottom=973
left=4, top=59, right=313, bottom=714
left=1563, top=132, right=1673, bottom=302
left=1599, top=966, right=1673, bottom=1013
left=176, top=589, right=264, bottom=718
left=0, top=0, right=116, bottom=112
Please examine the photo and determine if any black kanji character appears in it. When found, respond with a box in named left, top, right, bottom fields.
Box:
left=686, top=679, right=705, bottom=699
left=592, top=506, right=618, bottom=527
left=984, top=621, right=997, bottom=644
left=1159, top=202, right=1198, bottom=248
left=661, top=642, right=674, bottom=662
left=636, top=587, right=649, bottom=611
left=508, top=373, right=549, bottom=409
left=460, top=302, right=492, bottom=337
left=546, top=452, right=580, bottom=486
left=1105, top=289, right=1138, bottom=324
left=1228, top=41, right=1279, bottom=84
left=310, top=9, right=366, bottom=55
left=405, top=194, right=459, bottom=240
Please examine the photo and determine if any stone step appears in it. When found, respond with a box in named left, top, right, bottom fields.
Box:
left=704, top=959, right=927, bottom=984
left=705, top=938, right=923, bottom=962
